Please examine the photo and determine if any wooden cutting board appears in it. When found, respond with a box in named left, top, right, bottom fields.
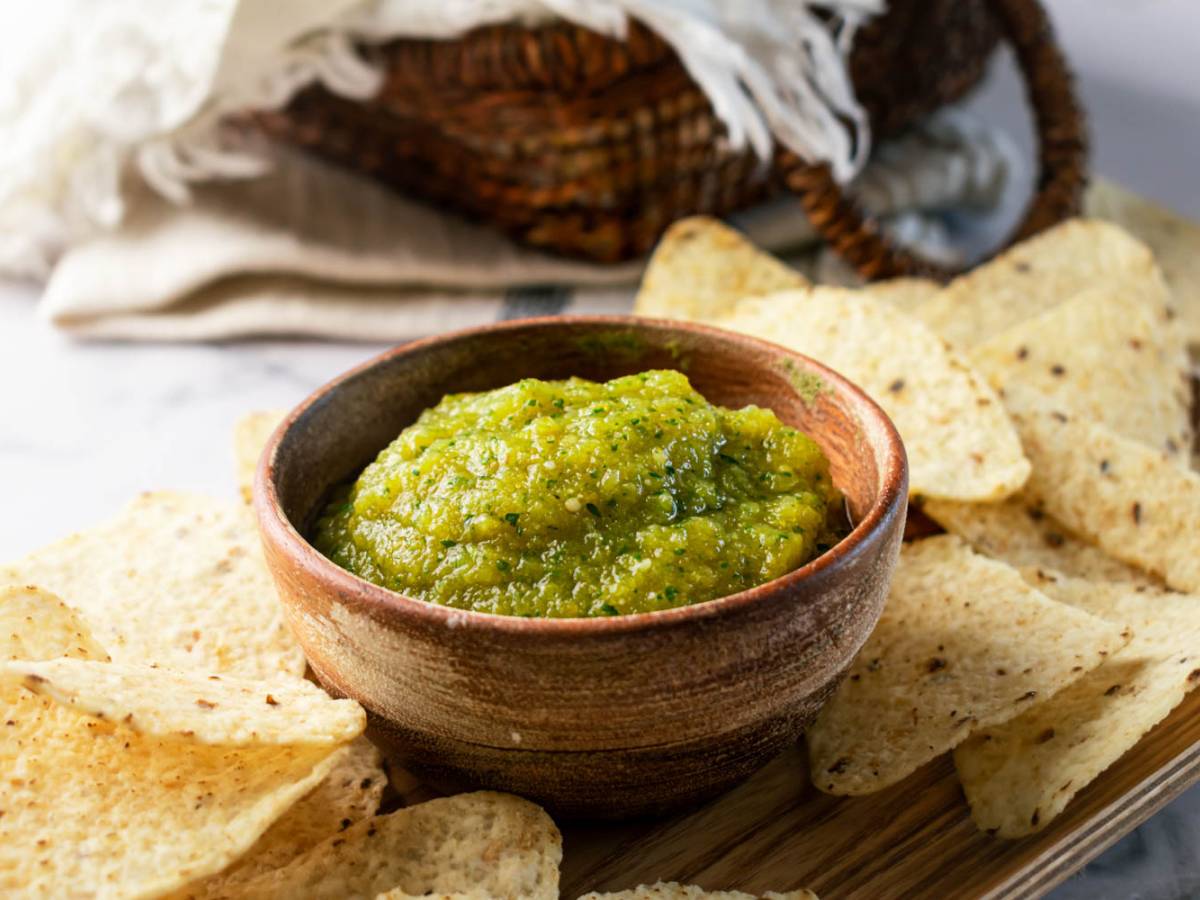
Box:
left=556, top=688, right=1200, bottom=899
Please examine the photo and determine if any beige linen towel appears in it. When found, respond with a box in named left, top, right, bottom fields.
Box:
left=41, top=110, right=1016, bottom=341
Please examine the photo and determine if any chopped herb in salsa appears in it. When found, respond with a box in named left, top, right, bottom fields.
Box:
left=313, top=370, right=845, bottom=617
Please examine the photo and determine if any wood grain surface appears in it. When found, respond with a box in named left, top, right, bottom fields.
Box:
left=556, top=688, right=1200, bottom=899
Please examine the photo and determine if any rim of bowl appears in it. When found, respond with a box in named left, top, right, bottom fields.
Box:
left=255, top=315, right=908, bottom=636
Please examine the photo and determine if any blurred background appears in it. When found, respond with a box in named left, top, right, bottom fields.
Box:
left=972, top=2, right=1200, bottom=220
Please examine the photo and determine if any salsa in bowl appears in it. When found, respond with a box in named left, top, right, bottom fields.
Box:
left=254, top=316, right=906, bottom=817
left=313, top=369, right=848, bottom=618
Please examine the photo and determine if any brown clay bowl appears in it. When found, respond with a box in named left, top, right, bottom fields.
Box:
left=255, top=316, right=907, bottom=819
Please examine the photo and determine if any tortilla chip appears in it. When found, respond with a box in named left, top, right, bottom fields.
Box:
left=717, top=288, right=1029, bottom=501
left=914, top=219, right=1159, bottom=349
left=0, top=584, right=109, bottom=661
left=0, top=491, right=304, bottom=678
left=228, top=792, right=561, bottom=900
left=0, top=701, right=344, bottom=898
left=633, top=218, right=807, bottom=321
left=235, top=410, right=286, bottom=503
left=179, top=736, right=386, bottom=897
left=0, top=649, right=351, bottom=896
left=577, top=883, right=817, bottom=899
left=1087, top=178, right=1200, bottom=345
left=969, top=281, right=1192, bottom=458
left=1007, top=389, right=1200, bottom=592
left=921, top=496, right=1152, bottom=586
left=955, top=571, right=1200, bottom=837
left=865, top=277, right=942, bottom=314
left=0, top=658, right=364, bottom=746
left=806, top=535, right=1127, bottom=795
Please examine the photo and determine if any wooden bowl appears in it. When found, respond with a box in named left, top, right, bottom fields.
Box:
left=254, top=316, right=907, bottom=819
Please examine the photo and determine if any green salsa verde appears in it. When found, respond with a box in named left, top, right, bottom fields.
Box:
left=313, top=370, right=845, bottom=617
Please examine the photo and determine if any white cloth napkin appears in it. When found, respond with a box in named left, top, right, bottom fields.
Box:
left=40, top=110, right=1017, bottom=342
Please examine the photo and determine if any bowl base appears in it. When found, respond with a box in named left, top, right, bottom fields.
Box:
left=346, top=671, right=845, bottom=820
left=363, top=710, right=806, bottom=820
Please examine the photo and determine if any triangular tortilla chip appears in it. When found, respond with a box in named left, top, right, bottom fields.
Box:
left=1087, top=178, right=1200, bottom=345
left=969, top=282, right=1192, bottom=458
left=229, top=792, right=561, bottom=900
left=0, top=629, right=356, bottom=897
left=633, top=218, right=807, bottom=322
left=914, top=219, right=1159, bottom=349
left=716, top=288, right=1029, bottom=501
left=234, top=410, right=286, bottom=503
left=1007, top=388, right=1200, bottom=592
left=1, top=658, right=364, bottom=746
left=0, top=697, right=345, bottom=898
left=806, top=535, right=1127, bottom=795
left=175, top=736, right=386, bottom=898
left=955, top=571, right=1200, bottom=837
left=921, top=495, right=1152, bottom=586
left=0, top=491, right=304, bottom=678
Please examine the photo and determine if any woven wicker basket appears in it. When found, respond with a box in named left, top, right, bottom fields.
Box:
left=257, top=0, right=1086, bottom=279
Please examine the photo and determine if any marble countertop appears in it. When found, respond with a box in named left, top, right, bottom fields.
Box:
left=1, top=1, right=1198, bottom=896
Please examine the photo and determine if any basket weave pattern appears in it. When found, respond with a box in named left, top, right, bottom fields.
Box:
left=259, top=0, right=1084, bottom=277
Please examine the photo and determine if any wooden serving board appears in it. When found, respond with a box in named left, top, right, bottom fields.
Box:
left=556, top=688, right=1200, bottom=899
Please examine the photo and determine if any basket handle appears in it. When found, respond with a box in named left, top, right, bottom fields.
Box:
left=776, top=0, right=1087, bottom=281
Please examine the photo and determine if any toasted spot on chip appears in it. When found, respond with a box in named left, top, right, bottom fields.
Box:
left=0, top=491, right=304, bottom=678
left=715, top=288, right=1029, bottom=501
left=914, top=219, right=1159, bottom=349
left=180, top=736, right=386, bottom=897
left=0, top=659, right=364, bottom=746
left=969, top=280, right=1192, bottom=459
left=228, top=792, right=561, bottom=899
left=921, top=496, right=1154, bottom=586
left=577, top=883, right=818, bottom=899
left=1006, top=389, right=1200, bottom=593
left=1086, top=178, right=1200, bottom=346
left=0, top=585, right=109, bottom=662
left=955, top=573, right=1200, bottom=837
left=633, top=217, right=808, bottom=322
left=235, top=410, right=287, bottom=503
left=806, top=535, right=1128, bottom=795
